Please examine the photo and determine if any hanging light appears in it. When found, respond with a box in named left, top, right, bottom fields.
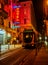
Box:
left=46, top=0, right=48, bottom=5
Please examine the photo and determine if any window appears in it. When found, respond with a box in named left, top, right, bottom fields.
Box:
left=24, top=9, right=26, bottom=14
left=24, top=19, right=26, bottom=24
left=24, top=4, right=26, bottom=6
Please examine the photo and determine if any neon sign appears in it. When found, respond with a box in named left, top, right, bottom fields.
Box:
left=12, top=26, right=20, bottom=29
left=13, top=21, right=20, bottom=24
left=12, top=5, right=21, bottom=9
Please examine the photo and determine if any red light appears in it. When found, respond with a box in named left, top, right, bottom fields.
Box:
left=16, top=18, right=19, bottom=21
left=16, top=16, right=19, bottom=18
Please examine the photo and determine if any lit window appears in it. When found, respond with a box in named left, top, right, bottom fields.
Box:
left=24, top=9, right=26, bottom=14
left=16, top=19, right=19, bottom=21
left=0, top=3, right=1, bottom=8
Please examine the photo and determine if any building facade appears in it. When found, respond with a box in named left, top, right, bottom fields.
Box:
left=4, top=0, right=37, bottom=32
left=0, top=0, right=38, bottom=44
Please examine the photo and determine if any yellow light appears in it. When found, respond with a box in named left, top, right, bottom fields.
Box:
left=16, top=8, right=19, bottom=10
left=39, top=37, right=42, bottom=40
left=46, top=0, right=48, bottom=5
left=16, top=11, right=20, bottom=13
left=16, top=12, right=19, bottom=15
left=26, top=35, right=29, bottom=38
left=16, top=16, right=19, bottom=18
left=0, top=3, right=1, bottom=8
left=24, top=9, right=26, bottom=14
left=45, top=41, right=48, bottom=46
left=31, top=35, right=32, bottom=38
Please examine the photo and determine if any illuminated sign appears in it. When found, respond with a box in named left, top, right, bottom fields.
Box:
left=12, top=26, right=20, bottom=29
left=12, top=5, right=21, bottom=9
left=24, top=31, right=33, bottom=32
left=13, top=21, right=20, bottom=24
left=24, top=29, right=33, bottom=33
left=0, top=29, right=6, bottom=34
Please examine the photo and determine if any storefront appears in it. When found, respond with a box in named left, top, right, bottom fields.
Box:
left=0, top=29, right=6, bottom=44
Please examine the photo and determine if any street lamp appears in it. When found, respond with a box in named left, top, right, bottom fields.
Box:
left=46, top=0, right=48, bottom=5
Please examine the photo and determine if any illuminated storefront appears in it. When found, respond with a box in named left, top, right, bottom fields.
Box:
left=0, top=29, right=6, bottom=44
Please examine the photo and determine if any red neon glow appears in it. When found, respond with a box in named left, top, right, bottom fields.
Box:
left=4, top=1, right=31, bottom=29
left=4, top=5, right=9, bottom=13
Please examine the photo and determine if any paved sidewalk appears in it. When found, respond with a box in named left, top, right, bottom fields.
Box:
left=0, top=44, right=22, bottom=55
left=34, top=47, right=48, bottom=65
